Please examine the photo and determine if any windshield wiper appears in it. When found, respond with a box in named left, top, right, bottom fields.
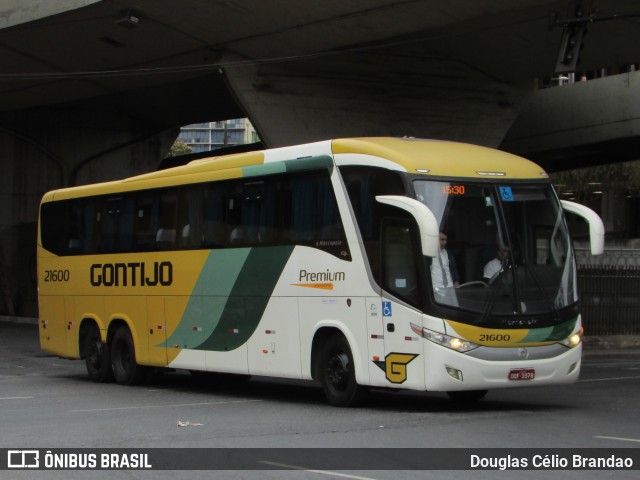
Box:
left=519, top=261, right=559, bottom=319
left=479, top=262, right=518, bottom=323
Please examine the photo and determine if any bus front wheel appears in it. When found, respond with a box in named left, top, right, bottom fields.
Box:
left=82, top=324, right=114, bottom=383
left=318, top=335, right=368, bottom=407
left=111, top=327, right=148, bottom=385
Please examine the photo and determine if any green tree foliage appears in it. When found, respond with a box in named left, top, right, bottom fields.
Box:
left=166, top=140, right=192, bottom=158
left=551, top=160, right=640, bottom=199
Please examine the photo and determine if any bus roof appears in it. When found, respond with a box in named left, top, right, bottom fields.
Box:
left=331, top=138, right=547, bottom=179
left=43, top=137, right=547, bottom=202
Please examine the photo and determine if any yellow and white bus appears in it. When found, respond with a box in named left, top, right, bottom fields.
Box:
left=38, top=137, right=604, bottom=406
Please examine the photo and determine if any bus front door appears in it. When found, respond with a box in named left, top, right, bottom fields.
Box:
left=374, top=219, right=426, bottom=390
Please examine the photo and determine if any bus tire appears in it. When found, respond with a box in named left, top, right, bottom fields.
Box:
left=82, top=324, right=114, bottom=383
left=446, top=390, right=488, bottom=403
left=318, top=334, right=368, bottom=407
left=111, top=327, right=148, bottom=386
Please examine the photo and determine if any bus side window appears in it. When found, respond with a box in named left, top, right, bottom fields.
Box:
left=284, top=170, right=349, bottom=258
left=202, top=183, right=226, bottom=247
left=178, top=185, right=203, bottom=248
left=155, top=191, right=178, bottom=250
left=219, top=178, right=278, bottom=246
left=341, top=166, right=406, bottom=280
left=381, top=218, right=421, bottom=307
left=40, top=201, right=68, bottom=255
left=97, top=198, right=121, bottom=253
left=67, top=201, right=84, bottom=254
left=241, top=180, right=277, bottom=244
left=94, top=195, right=134, bottom=253
left=133, top=194, right=157, bottom=250
left=289, top=174, right=316, bottom=242
left=117, top=196, right=135, bottom=251
left=224, top=184, right=244, bottom=246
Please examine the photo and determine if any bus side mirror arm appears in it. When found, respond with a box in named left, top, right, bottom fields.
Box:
left=560, top=200, right=605, bottom=255
left=375, top=195, right=440, bottom=257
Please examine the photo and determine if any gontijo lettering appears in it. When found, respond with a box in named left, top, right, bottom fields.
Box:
left=90, top=262, right=173, bottom=287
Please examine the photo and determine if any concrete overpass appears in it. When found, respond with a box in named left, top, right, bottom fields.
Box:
left=502, top=69, right=640, bottom=172
left=1, top=0, right=640, bottom=315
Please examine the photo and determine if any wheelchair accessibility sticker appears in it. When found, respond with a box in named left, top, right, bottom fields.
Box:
left=499, top=186, right=514, bottom=201
left=382, top=301, right=392, bottom=317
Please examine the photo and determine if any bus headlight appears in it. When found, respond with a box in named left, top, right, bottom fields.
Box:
left=561, top=331, right=582, bottom=348
left=410, top=323, right=479, bottom=353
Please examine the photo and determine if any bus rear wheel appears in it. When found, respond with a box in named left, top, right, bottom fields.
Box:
left=318, top=334, right=368, bottom=407
left=111, top=327, right=148, bottom=385
left=82, top=324, right=113, bottom=383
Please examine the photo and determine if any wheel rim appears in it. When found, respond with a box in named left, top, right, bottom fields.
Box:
left=326, top=351, right=350, bottom=391
left=86, top=339, right=103, bottom=370
left=114, top=337, right=132, bottom=377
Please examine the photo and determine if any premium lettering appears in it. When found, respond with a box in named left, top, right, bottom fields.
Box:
left=298, top=269, right=345, bottom=282
left=90, top=262, right=173, bottom=287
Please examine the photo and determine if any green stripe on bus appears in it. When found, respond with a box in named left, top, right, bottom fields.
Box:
left=196, top=245, right=294, bottom=352
left=283, top=156, right=333, bottom=173
left=520, top=318, right=578, bottom=343
left=241, top=156, right=334, bottom=178
left=242, top=163, right=287, bottom=177
left=161, top=248, right=251, bottom=349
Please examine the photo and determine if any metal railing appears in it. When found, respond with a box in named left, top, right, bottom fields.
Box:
left=578, top=266, right=640, bottom=335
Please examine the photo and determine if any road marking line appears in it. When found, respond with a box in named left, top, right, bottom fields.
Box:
left=259, top=462, right=379, bottom=480
left=594, top=436, right=640, bottom=444
left=583, top=362, right=640, bottom=367
left=0, top=396, right=34, bottom=400
left=578, top=375, right=640, bottom=383
left=71, top=399, right=261, bottom=413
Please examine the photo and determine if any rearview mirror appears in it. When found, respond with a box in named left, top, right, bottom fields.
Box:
left=561, top=200, right=605, bottom=255
left=375, top=195, right=440, bottom=257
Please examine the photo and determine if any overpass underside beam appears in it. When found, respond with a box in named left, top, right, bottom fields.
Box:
left=502, top=70, right=640, bottom=171
left=225, top=52, right=532, bottom=149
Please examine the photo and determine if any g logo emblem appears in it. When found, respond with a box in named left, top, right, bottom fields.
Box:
left=374, top=353, right=418, bottom=384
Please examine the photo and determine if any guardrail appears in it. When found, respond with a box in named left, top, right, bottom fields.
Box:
left=578, top=265, right=640, bottom=335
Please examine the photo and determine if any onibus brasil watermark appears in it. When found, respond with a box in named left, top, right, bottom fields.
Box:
left=6, top=450, right=151, bottom=470
left=3, top=448, right=638, bottom=471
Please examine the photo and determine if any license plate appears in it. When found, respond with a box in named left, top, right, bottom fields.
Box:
left=508, top=368, right=535, bottom=381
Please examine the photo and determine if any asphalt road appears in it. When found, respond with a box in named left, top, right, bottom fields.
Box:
left=1, top=320, right=639, bottom=480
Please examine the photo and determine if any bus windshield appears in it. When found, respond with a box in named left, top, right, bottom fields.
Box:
left=413, top=180, right=577, bottom=318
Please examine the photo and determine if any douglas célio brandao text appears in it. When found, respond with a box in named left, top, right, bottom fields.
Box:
left=470, top=453, right=634, bottom=470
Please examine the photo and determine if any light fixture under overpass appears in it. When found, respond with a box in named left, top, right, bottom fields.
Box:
left=554, top=0, right=640, bottom=74
left=554, top=1, right=589, bottom=74
left=116, top=10, right=141, bottom=29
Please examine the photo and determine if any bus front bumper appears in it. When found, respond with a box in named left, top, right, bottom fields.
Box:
left=424, top=343, right=582, bottom=392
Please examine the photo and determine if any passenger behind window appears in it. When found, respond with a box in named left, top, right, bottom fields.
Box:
left=67, top=238, right=81, bottom=253
left=180, top=224, right=191, bottom=246
left=229, top=226, right=244, bottom=244
left=155, top=228, right=176, bottom=249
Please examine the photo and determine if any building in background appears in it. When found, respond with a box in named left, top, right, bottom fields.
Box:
left=178, top=119, right=258, bottom=153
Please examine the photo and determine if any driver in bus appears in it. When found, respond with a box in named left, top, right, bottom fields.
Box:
left=483, top=245, right=509, bottom=282
left=430, top=231, right=460, bottom=291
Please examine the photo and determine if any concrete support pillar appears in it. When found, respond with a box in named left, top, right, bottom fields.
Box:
left=0, top=108, right=177, bottom=316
